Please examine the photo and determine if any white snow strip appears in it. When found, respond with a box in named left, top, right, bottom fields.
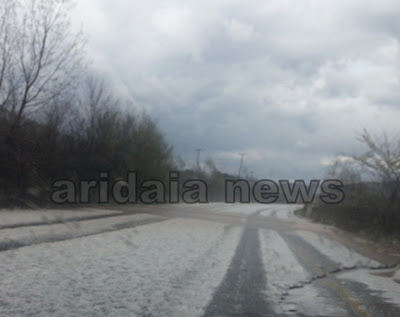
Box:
left=295, top=230, right=381, bottom=268
left=0, top=208, right=123, bottom=227
left=259, top=229, right=348, bottom=316
left=0, top=218, right=241, bottom=317
left=0, top=213, right=161, bottom=247
left=259, top=204, right=301, bottom=219
left=166, top=203, right=261, bottom=215
left=167, top=203, right=301, bottom=218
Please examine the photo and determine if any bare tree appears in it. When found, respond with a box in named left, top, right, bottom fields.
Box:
left=0, top=0, right=85, bottom=194
left=0, top=0, right=85, bottom=135
left=0, top=0, right=17, bottom=112
left=352, top=129, right=400, bottom=207
left=78, top=76, right=119, bottom=146
left=326, top=158, right=361, bottom=186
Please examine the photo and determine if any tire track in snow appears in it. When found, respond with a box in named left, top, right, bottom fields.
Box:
left=281, top=232, right=375, bottom=317
left=0, top=218, right=242, bottom=317
left=138, top=225, right=241, bottom=317
left=203, top=227, right=274, bottom=317
left=259, top=229, right=350, bottom=316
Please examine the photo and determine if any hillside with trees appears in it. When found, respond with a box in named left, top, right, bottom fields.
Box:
left=0, top=0, right=174, bottom=206
left=299, top=130, right=400, bottom=240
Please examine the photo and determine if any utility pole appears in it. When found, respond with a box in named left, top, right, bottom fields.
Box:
left=195, top=149, right=202, bottom=170
left=238, top=153, right=245, bottom=178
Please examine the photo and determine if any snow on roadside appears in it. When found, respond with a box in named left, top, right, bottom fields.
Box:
left=0, top=208, right=123, bottom=227
left=338, top=269, right=400, bottom=307
left=0, top=213, right=162, bottom=249
left=258, top=229, right=348, bottom=316
left=0, top=218, right=241, bottom=317
left=294, top=230, right=381, bottom=268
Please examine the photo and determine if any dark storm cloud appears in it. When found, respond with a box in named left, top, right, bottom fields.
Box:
left=72, top=0, right=400, bottom=179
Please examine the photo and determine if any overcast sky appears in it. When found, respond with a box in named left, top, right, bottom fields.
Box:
left=71, top=0, right=400, bottom=179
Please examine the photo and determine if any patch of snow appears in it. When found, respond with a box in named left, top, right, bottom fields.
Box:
left=167, top=203, right=301, bottom=218
left=0, top=213, right=161, bottom=249
left=339, top=269, right=400, bottom=307
left=259, top=204, right=301, bottom=219
left=166, top=203, right=261, bottom=215
left=0, top=208, right=123, bottom=227
left=295, top=230, right=381, bottom=268
left=0, top=218, right=242, bottom=317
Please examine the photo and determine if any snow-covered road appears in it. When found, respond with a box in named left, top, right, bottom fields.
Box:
left=0, top=204, right=399, bottom=316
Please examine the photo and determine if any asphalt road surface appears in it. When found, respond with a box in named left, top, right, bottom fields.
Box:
left=0, top=204, right=399, bottom=316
